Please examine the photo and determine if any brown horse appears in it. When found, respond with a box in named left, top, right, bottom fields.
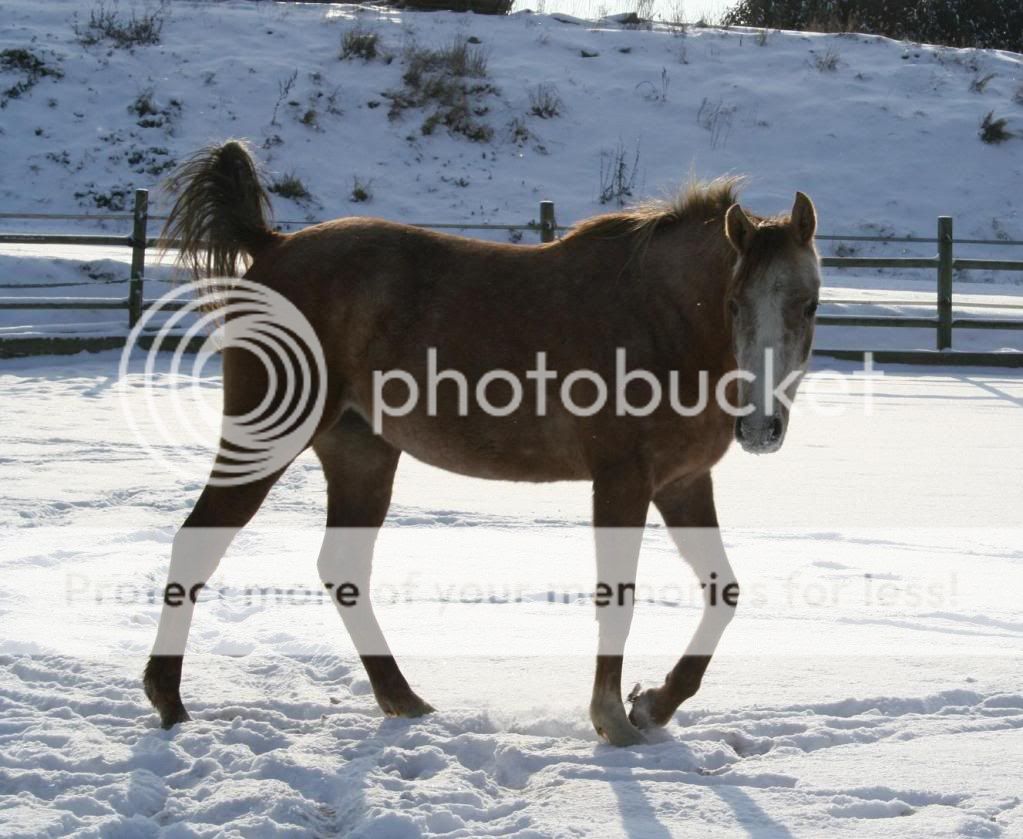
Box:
left=144, top=140, right=820, bottom=746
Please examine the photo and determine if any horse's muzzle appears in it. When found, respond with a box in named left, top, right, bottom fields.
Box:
left=734, top=414, right=785, bottom=454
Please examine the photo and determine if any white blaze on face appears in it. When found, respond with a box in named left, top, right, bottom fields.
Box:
left=750, top=274, right=788, bottom=412
left=733, top=267, right=782, bottom=451
left=732, top=250, right=820, bottom=454
left=724, top=192, right=821, bottom=454
left=745, top=266, right=804, bottom=435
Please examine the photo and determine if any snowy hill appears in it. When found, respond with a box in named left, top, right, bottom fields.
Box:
left=1, top=0, right=1022, bottom=243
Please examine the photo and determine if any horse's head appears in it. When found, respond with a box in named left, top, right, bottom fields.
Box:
left=724, top=192, right=820, bottom=454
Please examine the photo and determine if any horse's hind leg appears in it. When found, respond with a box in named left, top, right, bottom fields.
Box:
left=145, top=342, right=324, bottom=728
left=314, top=413, right=433, bottom=718
left=628, top=472, right=738, bottom=730
left=145, top=466, right=284, bottom=727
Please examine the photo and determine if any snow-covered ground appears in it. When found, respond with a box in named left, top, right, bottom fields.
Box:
left=2, top=2, right=1023, bottom=836
left=2, top=351, right=1022, bottom=837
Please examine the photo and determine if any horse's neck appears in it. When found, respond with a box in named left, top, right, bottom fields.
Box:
left=644, top=224, right=737, bottom=368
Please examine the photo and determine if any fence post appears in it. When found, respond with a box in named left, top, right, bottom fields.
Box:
left=937, top=215, right=953, bottom=350
left=128, top=188, right=148, bottom=328
left=539, top=200, right=556, bottom=243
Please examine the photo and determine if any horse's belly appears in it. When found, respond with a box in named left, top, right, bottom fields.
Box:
left=378, top=414, right=590, bottom=482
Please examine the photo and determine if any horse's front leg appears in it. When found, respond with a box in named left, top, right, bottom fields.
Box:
left=628, top=472, right=738, bottom=730
left=589, top=465, right=653, bottom=746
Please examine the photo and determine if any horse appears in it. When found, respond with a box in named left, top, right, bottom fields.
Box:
left=144, top=140, right=821, bottom=746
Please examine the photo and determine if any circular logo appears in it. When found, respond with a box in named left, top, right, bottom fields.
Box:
left=118, top=278, right=327, bottom=487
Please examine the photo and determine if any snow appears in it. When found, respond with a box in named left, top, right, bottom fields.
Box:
left=2, top=2, right=1023, bottom=836
left=1, top=351, right=1022, bottom=836
left=2, top=1, right=1021, bottom=349
left=1, top=1, right=1022, bottom=238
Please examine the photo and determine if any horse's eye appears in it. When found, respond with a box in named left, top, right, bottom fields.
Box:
left=728, top=299, right=740, bottom=317
left=805, top=300, right=819, bottom=318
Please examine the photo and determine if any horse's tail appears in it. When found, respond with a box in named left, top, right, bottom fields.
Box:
left=161, top=139, right=278, bottom=285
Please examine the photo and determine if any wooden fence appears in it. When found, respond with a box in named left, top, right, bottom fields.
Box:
left=1, top=189, right=1022, bottom=365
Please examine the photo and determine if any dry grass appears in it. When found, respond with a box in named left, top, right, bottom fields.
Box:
left=528, top=83, right=562, bottom=118
left=73, top=1, right=165, bottom=48
left=385, top=39, right=495, bottom=142
left=598, top=142, right=640, bottom=206
left=350, top=176, right=372, bottom=203
left=979, top=112, right=1013, bottom=144
left=269, top=172, right=311, bottom=201
left=0, top=48, right=63, bottom=106
left=340, top=26, right=379, bottom=61
left=811, top=46, right=840, bottom=72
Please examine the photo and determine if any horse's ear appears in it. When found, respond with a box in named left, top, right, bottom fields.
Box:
left=725, top=203, right=755, bottom=254
left=790, top=191, right=817, bottom=245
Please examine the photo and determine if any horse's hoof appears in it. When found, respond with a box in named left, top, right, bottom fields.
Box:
left=591, top=701, right=646, bottom=746
left=627, top=685, right=666, bottom=730
left=157, top=705, right=192, bottom=730
left=378, top=693, right=435, bottom=718
left=143, top=656, right=191, bottom=729
left=595, top=719, right=646, bottom=747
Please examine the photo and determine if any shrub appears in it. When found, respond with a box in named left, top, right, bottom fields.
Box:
left=404, top=39, right=488, bottom=81
left=0, top=48, right=62, bottom=78
left=128, top=89, right=180, bottom=129
left=350, top=177, right=372, bottom=202
left=599, top=142, right=640, bottom=205
left=969, top=73, right=995, bottom=93
left=528, top=83, right=562, bottom=118
left=73, top=2, right=165, bottom=48
left=385, top=39, right=495, bottom=143
left=340, top=26, right=379, bottom=61
left=0, top=48, right=63, bottom=107
left=130, top=89, right=159, bottom=118
left=74, top=185, right=130, bottom=211
left=269, top=172, right=311, bottom=201
left=270, top=70, right=298, bottom=126
left=697, top=97, right=736, bottom=149
left=979, top=112, right=1012, bottom=144
left=507, top=116, right=530, bottom=144
left=125, top=145, right=174, bottom=175
left=811, top=46, right=839, bottom=71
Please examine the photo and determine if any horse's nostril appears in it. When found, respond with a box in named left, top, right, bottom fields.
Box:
left=770, top=416, right=783, bottom=440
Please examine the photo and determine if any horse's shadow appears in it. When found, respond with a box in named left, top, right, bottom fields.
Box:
left=707, top=785, right=795, bottom=838
left=609, top=764, right=676, bottom=839
left=608, top=761, right=795, bottom=839
left=600, top=728, right=796, bottom=838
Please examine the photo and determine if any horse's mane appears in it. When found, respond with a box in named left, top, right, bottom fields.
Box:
left=563, top=176, right=745, bottom=248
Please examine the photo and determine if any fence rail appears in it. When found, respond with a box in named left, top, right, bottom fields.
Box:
left=1, top=190, right=1022, bottom=365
